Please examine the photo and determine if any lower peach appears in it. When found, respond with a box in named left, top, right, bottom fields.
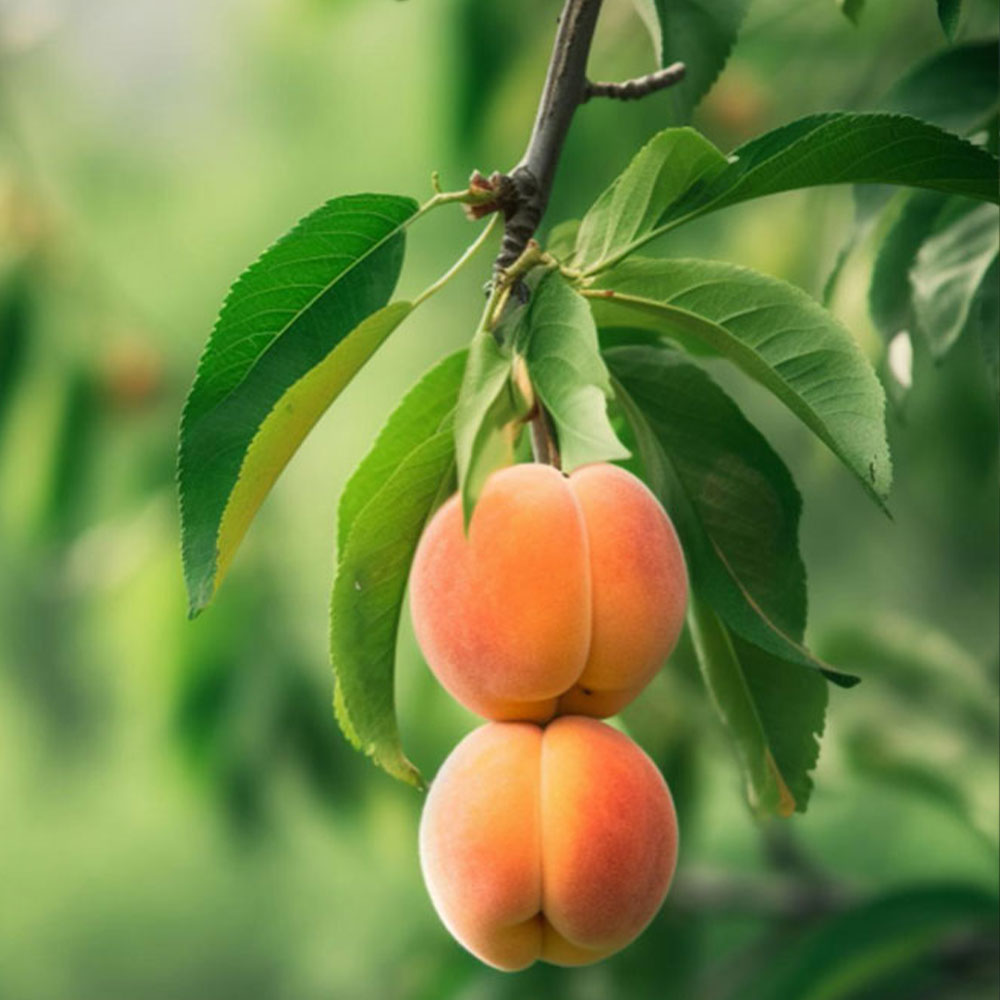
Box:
left=418, top=716, right=678, bottom=970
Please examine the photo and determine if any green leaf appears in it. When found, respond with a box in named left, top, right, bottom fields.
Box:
left=748, top=885, right=999, bottom=1000
left=687, top=596, right=826, bottom=816
left=331, top=354, right=466, bottom=788
left=837, top=0, right=865, bottom=25
left=224, top=301, right=412, bottom=580
left=337, top=350, right=466, bottom=552
left=684, top=113, right=1000, bottom=218
left=632, top=0, right=751, bottom=123
left=573, top=128, right=728, bottom=271
left=880, top=40, right=998, bottom=134
left=844, top=723, right=995, bottom=848
left=709, top=113, right=998, bottom=206
left=911, top=202, right=1000, bottom=357
left=869, top=190, right=951, bottom=340
left=819, top=613, right=997, bottom=738
left=585, top=114, right=999, bottom=271
left=869, top=193, right=998, bottom=365
left=514, top=272, right=629, bottom=471
left=545, top=219, right=582, bottom=260
left=973, top=257, right=999, bottom=390
left=591, top=257, right=892, bottom=508
left=736, top=634, right=827, bottom=813
left=454, top=322, right=525, bottom=525
left=179, top=193, right=418, bottom=615
left=937, top=0, right=962, bottom=40
left=848, top=42, right=999, bottom=244
left=608, top=346, right=856, bottom=686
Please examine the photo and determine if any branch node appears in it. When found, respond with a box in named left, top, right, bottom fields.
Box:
left=493, top=167, right=544, bottom=277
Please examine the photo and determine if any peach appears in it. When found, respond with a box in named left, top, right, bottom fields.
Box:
left=419, top=716, right=678, bottom=970
left=408, top=462, right=687, bottom=721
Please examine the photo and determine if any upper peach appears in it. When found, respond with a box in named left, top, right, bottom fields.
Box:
left=408, top=462, right=688, bottom=721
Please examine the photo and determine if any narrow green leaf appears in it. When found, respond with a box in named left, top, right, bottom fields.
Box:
left=822, top=225, right=864, bottom=307
left=179, top=193, right=418, bottom=614
left=609, top=346, right=856, bottom=686
left=574, top=128, right=727, bottom=271
left=632, top=0, right=750, bottom=123
left=516, top=272, right=629, bottom=471
left=591, top=257, right=892, bottom=508
left=337, top=350, right=466, bottom=552
left=869, top=190, right=950, bottom=339
left=937, top=0, right=962, bottom=40
left=454, top=320, right=526, bottom=525
left=332, top=432, right=455, bottom=789
left=331, top=354, right=467, bottom=787
left=688, top=596, right=826, bottom=816
left=749, top=885, right=999, bottom=1000
left=911, top=202, right=1000, bottom=357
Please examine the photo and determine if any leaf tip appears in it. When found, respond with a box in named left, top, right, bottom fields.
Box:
left=183, top=572, right=215, bottom=620
left=823, top=667, right=862, bottom=689
left=765, top=750, right=798, bottom=818
left=394, top=760, right=427, bottom=792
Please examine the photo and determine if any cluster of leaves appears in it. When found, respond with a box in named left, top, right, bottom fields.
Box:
left=178, top=12, right=998, bottom=816
left=836, top=39, right=999, bottom=402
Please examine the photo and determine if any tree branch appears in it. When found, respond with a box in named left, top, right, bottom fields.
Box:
left=670, top=867, right=853, bottom=919
left=583, top=62, right=686, bottom=102
left=492, top=0, right=604, bottom=277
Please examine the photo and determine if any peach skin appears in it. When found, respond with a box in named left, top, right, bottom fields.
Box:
left=408, top=462, right=687, bottom=721
left=419, top=716, right=679, bottom=970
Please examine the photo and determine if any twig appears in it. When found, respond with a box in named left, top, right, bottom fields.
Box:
left=529, top=409, right=561, bottom=468
left=491, top=0, right=604, bottom=277
left=474, top=0, right=678, bottom=465
left=411, top=214, right=499, bottom=308
left=484, top=239, right=550, bottom=332
left=670, top=867, right=854, bottom=919
left=583, top=62, right=686, bottom=102
left=487, top=1, right=685, bottom=283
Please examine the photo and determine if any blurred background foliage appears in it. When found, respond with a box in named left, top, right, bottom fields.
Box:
left=0, top=0, right=997, bottom=997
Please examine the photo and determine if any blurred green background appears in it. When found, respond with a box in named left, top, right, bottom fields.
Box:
left=1, top=1, right=997, bottom=997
